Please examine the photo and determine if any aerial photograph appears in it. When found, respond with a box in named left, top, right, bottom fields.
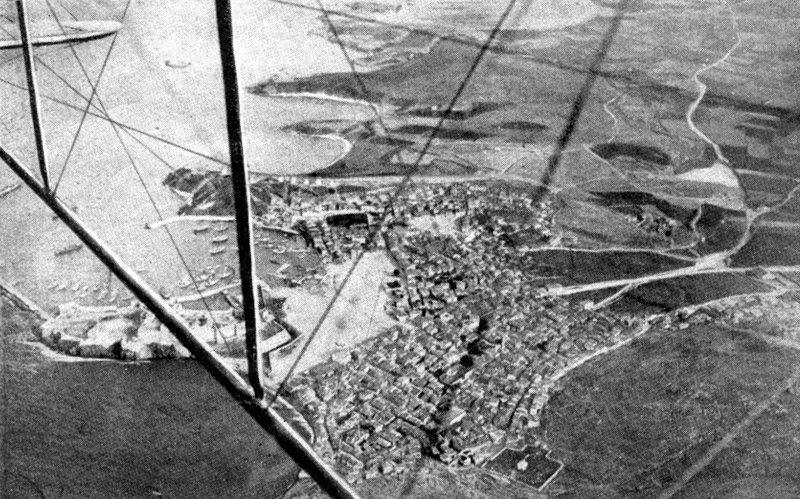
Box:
left=2, top=0, right=800, bottom=497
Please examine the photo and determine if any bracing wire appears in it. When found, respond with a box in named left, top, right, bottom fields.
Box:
left=35, top=0, right=234, bottom=354
left=33, top=52, right=178, bottom=173
left=0, top=76, right=230, bottom=166
left=49, top=0, right=131, bottom=192
left=55, top=0, right=78, bottom=21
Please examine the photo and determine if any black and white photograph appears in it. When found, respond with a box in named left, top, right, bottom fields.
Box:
left=2, top=0, right=800, bottom=497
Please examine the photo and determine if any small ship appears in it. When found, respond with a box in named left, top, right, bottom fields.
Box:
left=54, top=243, right=83, bottom=257
left=0, top=20, right=121, bottom=50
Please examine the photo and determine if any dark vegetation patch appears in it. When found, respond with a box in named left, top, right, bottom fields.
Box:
left=719, top=145, right=797, bottom=177
left=554, top=199, right=675, bottom=248
left=397, top=101, right=507, bottom=120
left=760, top=193, right=800, bottom=221
left=735, top=123, right=776, bottom=142
left=590, top=142, right=671, bottom=166
left=736, top=173, right=798, bottom=206
left=596, top=272, right=772, bottom=313
left=282, top=122, right=339, bottom=136
left=311, top=155, right=475, bottom=177
left=528, top=250, right=690, bottom=286
left=730, top=226, right=800, bottom=267
left=693, top=204, right=747, bottom=255
left=252, top=74, right=383, bottom=102
left=591, top=190, right=696, bottom=225
left=392, top=125, right=493, bottom=141
left=542, top=323, right=800, bottom=497
left=498, top=121, right=548, bottom=132
left=369, top=136, right=415, bottom=146
left=310, top=135, right=477, bottom=177
left=308, top=137, right=408, bottom=177
left=252, top=40, right=581, bottom=118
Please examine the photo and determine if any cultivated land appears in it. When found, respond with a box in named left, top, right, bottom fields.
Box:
left=5, top=0, right=800, bottom=498
left=248, top=0, right=800, bottom=496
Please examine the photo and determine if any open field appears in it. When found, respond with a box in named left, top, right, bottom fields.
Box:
left=542, top=321, right=800, bottom=498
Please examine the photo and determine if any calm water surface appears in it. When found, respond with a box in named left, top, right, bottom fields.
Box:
left=3, top=339, right=298, bottom=499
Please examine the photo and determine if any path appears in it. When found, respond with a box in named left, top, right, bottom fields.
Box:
left=684, top=0, right=742, bottom=165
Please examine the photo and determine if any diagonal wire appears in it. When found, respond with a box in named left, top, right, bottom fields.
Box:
left=0, top=80, right=229, bottom=167
left=269, top=0, right=521, bottom=404
left=86, top=114, right=235, bottom=356
left=34, top=56, right=177, bottom=172
left=55, top=0, right=78, bottom=21
left=0, top=52, right=23, bottom=68
left=49, top=0, right=131, bottom=193
left=118, top=127, right=178, bottom=171
left=40, top=0, right=234, bottom=354
left=0, top=21, right=15, bottom=38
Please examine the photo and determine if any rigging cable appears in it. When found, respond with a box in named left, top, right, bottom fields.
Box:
left=33, top=56, right=178, bottom=173
left=0, top=76, right=230, bottom=167
left=39, top=0, right=234, bottom=354
left=47, top=0, right=132, bottom=193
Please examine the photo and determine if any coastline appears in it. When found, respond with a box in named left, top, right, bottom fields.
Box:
left=257, top=89, right=385, bottom=110
left=18, top=340, right=121, bottom=363
left=2, top=291, right=300, bottom=499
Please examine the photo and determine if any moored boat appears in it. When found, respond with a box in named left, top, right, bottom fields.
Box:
left=54, top=243, right=83, bottom=257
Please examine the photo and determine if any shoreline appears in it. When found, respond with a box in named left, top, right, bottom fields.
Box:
left=258, top=89, right=382, bottom=111
left=18, top=340, right=128, bottom=363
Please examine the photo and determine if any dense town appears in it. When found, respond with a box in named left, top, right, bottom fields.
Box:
left=36, top=171, right=719, bottom=487
left=236, top=176, right=652, bottom=484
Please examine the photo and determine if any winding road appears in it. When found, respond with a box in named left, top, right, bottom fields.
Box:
left=542, top=1, right=800, bottom=311
left=684, top=0, right=742, bottom=166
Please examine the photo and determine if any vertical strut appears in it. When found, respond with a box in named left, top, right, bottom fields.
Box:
left=0, top=146, right=362, bottom=499
left=15, top=0, right=50, bottom=191
left=213, top=0, right=268, bottom=391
